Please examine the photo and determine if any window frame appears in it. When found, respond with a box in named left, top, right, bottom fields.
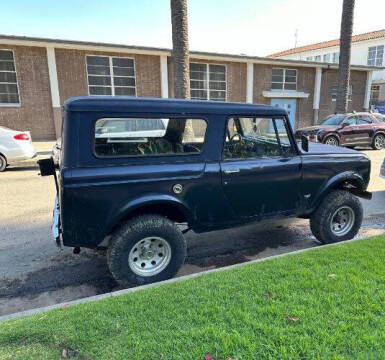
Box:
left=0, top=49, right=20, bottom=107
left=222, top=115, right=298, bottom=161
left=85, top=54, right=137, bottom=97
left=271, top=68, right=297, bottom=91
left=367, top=45, right=384, bottom=66
left=323, top=54, right=330, bottom=62
left=332, top=52, right=340, bottom=63
left=190, top=62, right=227, bottom=101
left=92, top=115, right=208, bottom=159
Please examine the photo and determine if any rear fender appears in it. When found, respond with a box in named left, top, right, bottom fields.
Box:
left=107, top=194, right=192, bottom=234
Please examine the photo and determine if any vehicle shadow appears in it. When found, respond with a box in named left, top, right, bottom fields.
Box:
left=6, top=165, right=38, bottom=172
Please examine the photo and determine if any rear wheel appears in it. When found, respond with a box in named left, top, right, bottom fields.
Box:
left=372, top=133, right=385, bottom=150
left=107, top=215, right=186, bottom=287
left=0, top=155, right=7, bottom=172
left=310, top=190, right=362, bottom=244
left=323, top=135, right=339, bottom=146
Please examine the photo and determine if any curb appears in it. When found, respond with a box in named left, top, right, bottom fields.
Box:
left=0, top=236, right=366, bottom=323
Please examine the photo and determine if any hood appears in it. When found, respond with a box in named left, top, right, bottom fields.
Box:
left=298, top=141, right=362, bottom=155
left=296, top=125, right=335, bottom=133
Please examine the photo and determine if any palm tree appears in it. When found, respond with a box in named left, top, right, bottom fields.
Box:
left=336, top=0, right=355, bottom=113
left=170, top=0, right=194, bottom=140
left=170, top=0, right=190, bottom=99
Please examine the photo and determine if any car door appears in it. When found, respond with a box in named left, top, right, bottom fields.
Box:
left=339, top=116, right=357, bottom=145
left=355, top=115, right=374, bottom=145
left=220, top=116, right=302, bottom=219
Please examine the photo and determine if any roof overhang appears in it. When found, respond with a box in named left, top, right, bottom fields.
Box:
left=0, top=34, right=382, bottom=72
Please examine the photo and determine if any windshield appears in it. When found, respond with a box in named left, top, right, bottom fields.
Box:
left=322, top=114, right=345, bottom=125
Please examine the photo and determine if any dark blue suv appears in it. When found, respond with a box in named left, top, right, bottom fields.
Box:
left=39, top=97, right=371, bottom=286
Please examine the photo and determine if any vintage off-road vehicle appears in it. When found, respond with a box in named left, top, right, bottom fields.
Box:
left=39, top=97, right=371, bottom=286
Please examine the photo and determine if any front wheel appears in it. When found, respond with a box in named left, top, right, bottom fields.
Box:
left=323, top=135, right=339, bottom=146
left=372, top=133, right=385, bottom=150
left=107, top=215, right=186, bottom=287
left=310, top=190, right=363, bottom=244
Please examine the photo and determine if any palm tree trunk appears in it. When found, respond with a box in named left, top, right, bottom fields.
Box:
left=170, top=0, right=190, bottom=99
left=170, top=0, right=194, bottom=141
left=336, top=0, right=355, bottom=113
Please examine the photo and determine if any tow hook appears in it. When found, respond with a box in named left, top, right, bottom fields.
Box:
left=73, top=247, right=81, bottom=254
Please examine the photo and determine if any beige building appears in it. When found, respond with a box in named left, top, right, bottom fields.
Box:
left=0, top=34, right=378, bottom=139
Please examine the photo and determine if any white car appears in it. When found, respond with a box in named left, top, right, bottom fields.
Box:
left=0, top=126, right=36, bottom=171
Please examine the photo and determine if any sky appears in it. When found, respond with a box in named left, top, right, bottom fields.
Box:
left=1, top=0, right=385, bottom=56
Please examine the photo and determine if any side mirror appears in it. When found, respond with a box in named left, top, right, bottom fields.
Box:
left=340, top=122, right=348, bottom=128
left=301, top=135, right=309, bottom=152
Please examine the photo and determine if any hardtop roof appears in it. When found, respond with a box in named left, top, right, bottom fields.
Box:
left=64, top=96, right=288, bottom=117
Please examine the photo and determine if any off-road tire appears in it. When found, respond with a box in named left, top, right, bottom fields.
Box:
left=310, top=190, right=363, bottom=244
left=323, top=135, right=339, bottom=146
left=0, top=155, right=7, bottom=172
left=107, top=215, right=186, bottom=287
left=371, top=133, right=385, bottom=150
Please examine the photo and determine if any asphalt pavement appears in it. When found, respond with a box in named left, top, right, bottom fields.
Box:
left=0, top=146, right=384, bottom=316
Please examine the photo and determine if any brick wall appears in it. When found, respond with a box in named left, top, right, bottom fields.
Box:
left=253, top=64, right=315, bottom=128
left=55, top=49, right=162, bottom=105
left=0, top=45, right=55, bottom=139
left=319, top=69, right=366, bottom=121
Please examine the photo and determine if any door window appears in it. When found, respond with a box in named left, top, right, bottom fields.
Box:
left=357, top=115, right=372, bottom=124
left=224, top=117, right=295, bottom=159
left=342, top=116, right=357, bottom=126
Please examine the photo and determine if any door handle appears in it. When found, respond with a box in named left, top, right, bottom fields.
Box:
left=224, top=169, right=240, bottom=174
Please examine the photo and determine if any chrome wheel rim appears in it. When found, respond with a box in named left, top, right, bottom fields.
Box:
left=330, top=206, right=355, bottom=236
left=375, top=135, right=385, bottom=149
left=128, top=237, right=172, bottom=277
left=326, top=137, right=338, bottom=146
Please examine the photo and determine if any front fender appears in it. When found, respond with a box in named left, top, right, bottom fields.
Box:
left=310, top=171, right=366, bottom=211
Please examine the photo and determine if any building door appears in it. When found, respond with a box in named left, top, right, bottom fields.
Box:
left=270, top=98, right=296, bottom=131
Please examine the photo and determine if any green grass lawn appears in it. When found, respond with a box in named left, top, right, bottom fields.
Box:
left=1, top=236, right=385, bottom=360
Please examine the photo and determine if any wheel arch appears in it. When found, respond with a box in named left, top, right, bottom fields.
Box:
left=310, top=171, right=368, bottom=213
left=107, top=194, right=193, bottom=237
left=323, top=132, right=340, bottom=143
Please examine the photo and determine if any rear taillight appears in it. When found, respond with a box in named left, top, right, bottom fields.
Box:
left=13, top=133, right=30, bottom=141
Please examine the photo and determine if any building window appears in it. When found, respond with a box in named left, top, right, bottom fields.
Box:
left=333, top=52, right=340, bottom=63
left=331, top=84, right=352, bottom=101
left=0, top=50, right=19, bottom=104
left=271, top=68, right=297, bottom=91
left=367, top=45, right=384, bottom=66
left=371, top=84, right=380, bottom=104
left=86, top=55, right=136, bottom=96
left=314, top=55, right=321, bottom=61
left=323, top=54, right=330, bottom=62
left=190, top=63, right=226, bottom=101
left=306, top=56, right=313, bottom=61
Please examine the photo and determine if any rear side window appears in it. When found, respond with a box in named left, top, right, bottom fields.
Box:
left=94, top=117, right=207, bottom=157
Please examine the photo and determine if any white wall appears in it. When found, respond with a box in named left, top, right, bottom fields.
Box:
left=277, top=38, right=385, bottom=83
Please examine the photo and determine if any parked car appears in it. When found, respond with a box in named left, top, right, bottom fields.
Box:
left=39, top=97, right=371, bottom=286
left=373, top=112, right=385, bottom=123
left=295, top=112, right=385, bottom=150
left=0, top=126, right=36, bottom=171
